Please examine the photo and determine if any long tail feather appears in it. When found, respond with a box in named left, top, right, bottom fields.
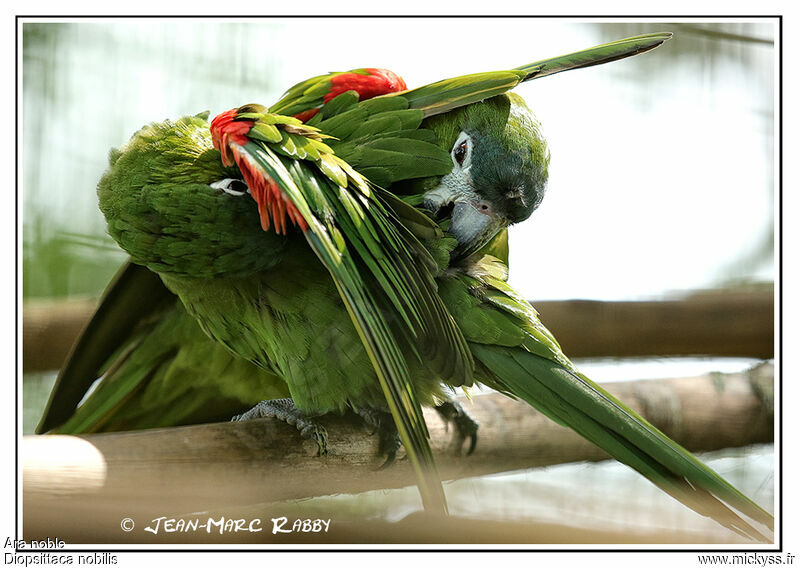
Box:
left=514, top=32, right=673, bottom=80
left=398, top=33, right=672, bottom=119
left=471, top=343, right=773, bottom=541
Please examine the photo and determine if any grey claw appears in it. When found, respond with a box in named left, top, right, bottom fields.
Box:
left=233, top=398, right=328, bottom=456
left=355, top=408, right=401, bottom=467
left=435, top=400, right=479, bottom=456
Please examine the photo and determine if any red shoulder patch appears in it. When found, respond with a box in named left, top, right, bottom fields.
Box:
left=291, top=68, right=407, bottom=123
left=210, top=108, right=309, bottom=234
left=210, top=109, right=253, bottom=166
left=325, top=68, right=408, bottom=104
left=232, top=145, right=308, bottom=234
left=293, top=108, right=321, bottom=123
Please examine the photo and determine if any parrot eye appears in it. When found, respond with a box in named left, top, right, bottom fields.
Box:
left=453, top=141, right=468, bottom=165
left=210, top=178, right=250, bottom=197
left=451, top=132, right=472, bottom=169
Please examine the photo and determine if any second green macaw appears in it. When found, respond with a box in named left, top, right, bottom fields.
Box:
left=38, top=33, right=773, bottom=539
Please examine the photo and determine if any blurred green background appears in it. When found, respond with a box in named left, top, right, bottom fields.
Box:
left=20, top=19, right=776, bottom=535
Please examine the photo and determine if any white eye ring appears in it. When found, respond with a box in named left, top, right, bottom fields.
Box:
left=211, top=178, right=249, bottom=196
left=451, top=132, right=472, bottom=170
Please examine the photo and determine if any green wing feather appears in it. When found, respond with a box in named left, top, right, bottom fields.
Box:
left=43, top=31, right=676, bottom=513
left=309, top=93, right=453, bottom=188
left=399, top=70, right=527, bottom=118
left=269, top=68, right=374, bottom=117
left=279, top=34, right=672, bottom=195
left=441, top=255, right=773, bottom=541
left=36, top=262, right=173, bottom=433
left=39, top=113, right=292, bottom=435
left=392, top=32, right=672, bottom=118
left=39, top=261, right=287, bottom=435
left=222, top=110, right=475, bottom=512
left=514, top=32, right=674, bottom=80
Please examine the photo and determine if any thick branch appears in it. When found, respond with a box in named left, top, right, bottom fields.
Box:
left=533, top=287, right=774, bottom=359
left=23, top=298, right=97, bottom=373
left=22, top=287, right=774, bottom=372
left=23, top=364, right=773, bottom=542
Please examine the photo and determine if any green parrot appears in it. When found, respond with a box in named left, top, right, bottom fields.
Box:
left=36, top=32, right=773, bottom=539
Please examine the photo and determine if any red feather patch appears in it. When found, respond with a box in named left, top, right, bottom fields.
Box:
left=210, top=109, right=253, bottom=166
left=210, top=109, right=308, bottom=234
left=291, top=68, right=407, bottom=122
left=293, top=108, right=321, bottom=123
left=325, top=68, right=408, bottom=104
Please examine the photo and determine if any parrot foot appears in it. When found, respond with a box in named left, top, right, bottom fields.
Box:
left=354, top=408, right=401, bottom=469
left=232, top=398, right=328, bottom=456
left=435, top=400, right=479, bottom=456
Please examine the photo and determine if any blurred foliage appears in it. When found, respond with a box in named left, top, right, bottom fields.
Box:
left=22, top=23, right=123, bottom=299
left=23, top=373, right=56, bottom=434
left=22, top=21, right=284, bottom=301
left=23, top=224, right=125, bottom=299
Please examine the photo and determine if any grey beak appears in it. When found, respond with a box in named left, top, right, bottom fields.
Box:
left=450, top=202, right=505, bottom=259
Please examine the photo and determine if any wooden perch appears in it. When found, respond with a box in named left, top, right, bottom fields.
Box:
left=534, top=287, right=774, bottom=359
left=22, top=286, right=774, bottom=372
left=23, top=363, right=773, bottom=542
left=23, top=298, right=96, bottom=373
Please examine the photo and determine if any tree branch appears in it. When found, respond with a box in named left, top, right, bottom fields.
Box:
left=22, top=286, right=774, bottom=373
left=23, top=363, right=773, bottom=542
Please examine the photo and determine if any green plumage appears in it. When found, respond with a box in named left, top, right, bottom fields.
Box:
left=438, top=255, right=773, bottom=538
left=38, top=32, right=773, bottom=539
left=214, top=105, right=476, bottom=510
left=58, top=296, right=288, bottom=433
left=269, top=68, right=374, bottom=117
left=98, top=113, right=288, bottom=279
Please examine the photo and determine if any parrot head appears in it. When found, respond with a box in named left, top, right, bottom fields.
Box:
left=98, top=112, right=287, bottom=279
left=422, top=93, right=549, bottom=258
